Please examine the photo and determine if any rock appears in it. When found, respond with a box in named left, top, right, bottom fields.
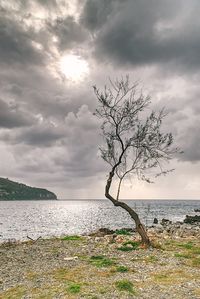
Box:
left=94, top=237, right=102, bottom=242
left=98, top=228, right=115, bottom=235
left=154, top=225, right=164, bottom=234
left=194, top=209, right=200, bottom=212
left=161, top=218, right=172, bottom=226
left=184, top=215, right=200, bottom=224
left=89, top=227, right=114, bottom=237
left=104, top=234, right=115, bottom=244
left=153, top=218, right=158, bottom=224
left=115, top=236, right=124, bottom=243
left=64, top=256, right=78, bottom=261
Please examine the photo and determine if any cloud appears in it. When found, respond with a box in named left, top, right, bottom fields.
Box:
left=0, top=14, right=46, bottom=68
left=81, top=0, right=117, bottom=31
left=48, top=16, right=88, bottom=51
left=0, top=0, right=199, bottom=199
left=82, top=0, right=200, bottom=72
left=0, top=98, right=36, bottom=128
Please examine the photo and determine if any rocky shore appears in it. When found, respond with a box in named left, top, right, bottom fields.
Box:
left=0, top=220, right=200, bottom=299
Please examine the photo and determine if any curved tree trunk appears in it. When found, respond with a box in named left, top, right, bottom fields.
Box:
left=105, top=171, right=150, bottom=245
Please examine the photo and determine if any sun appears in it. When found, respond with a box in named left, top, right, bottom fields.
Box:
left=60, top=54, right=89, bottom=81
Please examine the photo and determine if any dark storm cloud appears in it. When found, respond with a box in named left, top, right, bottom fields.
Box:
left=36, top=0, right=57, bottom=8
left=0, top=98, right=36, bottom=128
left=82, top=0, right=200, bottom=71
left=149, top=84, right=200, bottom=164
left=17, top=125, right=65, bottom=147
left=52, top=104, right=104, bottom=180
left=0, top=120, right=66, bottom=147
left=0, top=0, right=199, bottom=198
left=180, top=125, right=200, bottom=162
left=48, top=15, right=88, bottom=51
left=81, top=0, right=117, bottom=31
left=0, top=15, right=45, bottom=67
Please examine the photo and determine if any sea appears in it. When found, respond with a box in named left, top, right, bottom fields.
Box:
left=0, top=200, right=199, bottom=242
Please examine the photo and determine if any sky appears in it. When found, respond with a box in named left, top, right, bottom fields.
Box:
left=0, top=0, right=199, bottom=200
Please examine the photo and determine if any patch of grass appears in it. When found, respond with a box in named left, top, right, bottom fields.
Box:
left=154, top=273, right=169, bottom=281
left=152, top=242, right=164, bottom=250
left=77, top=254, right=88, bottom=261
left=51, top=266, right=86, bottom=282
left=32, top=289, right=58, bottom=299
left=61, top=235, right=82, bottom=241
left=164, top=239, right=176, bottom=246
left=117, top=246, right=133, bottom=252
left=98, top=287, right=108, bottom=294
left=52, top=267, right=69, bottom=280
left=192, top=247, right=200, bottom=255
left=145, top=255, right=159, bottom=263
left=0, top=286, right=26, bottom=299
left=116, top=265, right=129, bottom=273
left=178, top=242, right=194, bottom=250
left=152, top=269, right=192, bottom=285
left=115, top=279, right=135, bottom=294
left=117, top=241, right=140, bottom=251
left=174, top=252, right=192, bottom=259
left=192, top=257, right=200, bottom=267
left=163, top=239, right=181, bottom=251
left=89, top=255, right=116, bottom=268
left=25, top=271, right=39, bottom=280
left=67, top=283, right=81, bottom=294
left=115, top=229, right=131, bottom=235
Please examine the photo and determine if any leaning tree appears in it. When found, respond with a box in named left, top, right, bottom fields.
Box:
left=93, top=76, right=180, bottom=245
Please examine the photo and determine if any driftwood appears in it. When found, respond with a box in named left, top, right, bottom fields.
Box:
left=27, top=236, right=42, bottom=243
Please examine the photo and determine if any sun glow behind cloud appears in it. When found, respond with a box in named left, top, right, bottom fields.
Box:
left=60, top=54, right=89, bottom=82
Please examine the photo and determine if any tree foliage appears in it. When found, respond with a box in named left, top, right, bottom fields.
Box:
left=94, top=76, right=178, bottom=200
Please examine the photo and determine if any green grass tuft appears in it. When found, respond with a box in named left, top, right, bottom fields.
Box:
left=178, top=242, right=194, bottom=250
left=115, top=279, right=135, bottom=293
left=116, top=265, right=129, bottom=272
left=117, top=241, right=140, bottom=251
left=67, top=283, right=81, bottom=294
left=174, top=253, right=192, bottom=259
left=192, top=247, right=200, bottom=255
left=115, top=229, right=131, bottom=235
left=89, top=255, right=115, bottom=267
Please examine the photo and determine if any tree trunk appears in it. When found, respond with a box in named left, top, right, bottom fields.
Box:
left=106, top=194, right=150, bottom=245
left=105, top=171, right=150, bottom=245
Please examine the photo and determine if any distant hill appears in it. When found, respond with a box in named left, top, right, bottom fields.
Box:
left=0, top=177, right=57, bottom=200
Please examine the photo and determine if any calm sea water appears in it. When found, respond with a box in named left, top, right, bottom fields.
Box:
left=0, top=200, right=199, bottom=242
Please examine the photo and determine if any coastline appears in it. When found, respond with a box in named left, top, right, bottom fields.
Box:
left=1, top=199, right=200, bottom=243
left=1, top=221, right=200, bottom=299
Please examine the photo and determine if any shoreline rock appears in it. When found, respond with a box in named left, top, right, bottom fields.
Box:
left=184, top=214, right=200, bottom=224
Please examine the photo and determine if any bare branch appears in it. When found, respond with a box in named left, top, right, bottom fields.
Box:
left=94, top=76, right=181, bottom=245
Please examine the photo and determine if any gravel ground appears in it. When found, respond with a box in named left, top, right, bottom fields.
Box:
left=0, top=228, right=200, bottom=299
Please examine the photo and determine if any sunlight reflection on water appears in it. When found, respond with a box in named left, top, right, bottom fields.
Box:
left=0, top=199, right=199, bottom=242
